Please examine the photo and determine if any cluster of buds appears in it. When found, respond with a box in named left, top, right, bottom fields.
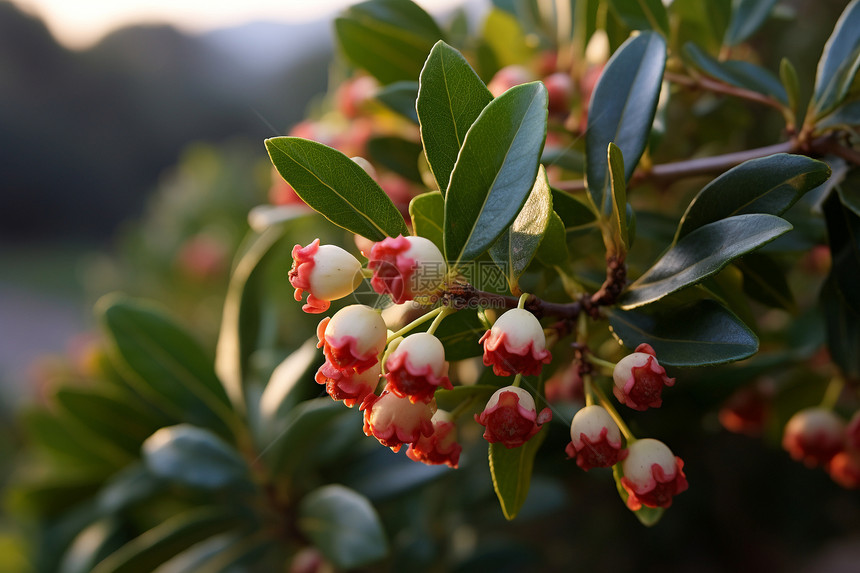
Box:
left=782, top=408, right=860, bottom=489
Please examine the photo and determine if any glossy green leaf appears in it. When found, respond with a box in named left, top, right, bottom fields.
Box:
left=266, top=137, right=408, bottom=241
left=812, top=0, right=860, bottom=117
left=683, top=43, right=788, bottom=105
left=409, top=191, right=445, bottom=252
left=838, top=171, right=860, bottom=217
left=489, top=165, right=553, bottom=293
left=586, top=32, right=666, bottom=213
left=97, top=295, right=235, bottom=438
left=816, top=101, right=860, bottom=133
left=723, top=0, right=778, bottom=46
left=417, top=41, right=494, bottom=192
left=542, top=146, right=585, bottom=173
left=735, top=253, right=796, bottom=312
left=820, top=277, right=860, bottom=379
left=142, top=425, right=250, bottom=490
left=536, top=211, right=569, bottom=266
left=608, top=143, right=629, bottom=251
left=611, top=464, right=665, bottom=526
left=489, top=425, right=547, bottom=520
left=609, top=298, right=759, bottom=366
left=675, top=154, right=831, bottom=242
left=91, top=507, right=246, bottom=573
left=266, top=398, right=350, bottom=475
left=367, top=136, right=424, bottom=183
left=95, top=463, right=165, bottom=515
left=334, top=0, right=444, bottom=85
left=551, top=189, right=597, bottom=229
left=416, top=309, right=486, bottom=361
left=622, top=214, right=793, bottom=309
left=824, top=189, right=860, bottom=315
left=780, top=58, right=800, bottom=115
left=481, top=9, right=534, bottom=68
left=298, top=485, right=388, bottom=569
left=374, top=81, right=419, bottom=122
left=608, top=0, right=670, bottom=36
left=444, top=82, right=548, bottom=267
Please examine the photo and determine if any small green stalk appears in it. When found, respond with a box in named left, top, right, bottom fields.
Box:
left=386, top=306, right=443, bottom=343
left=512, top=373, right=523, bottom=388
left=592, top=382, right=635, bottom=442
left=584, top=374, right=595, bottom=407
left=517, top=293, right=530, bottom=309
left=427, top=305, right=455, bottom=335
left=586, top=355, right=617, bottom=372
left=820, top=376, right=845, bottom=410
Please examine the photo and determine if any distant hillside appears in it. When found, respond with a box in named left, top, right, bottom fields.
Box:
left=0, top=1, right=332, bottom=241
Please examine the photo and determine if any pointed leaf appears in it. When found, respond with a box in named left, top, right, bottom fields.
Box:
left=622, top=214, right=793, bottom=309
left=298, top=485, right=388, bottom=569
left=812, top=0, right=860, bottom=116
left=609, top=298, right=758, bottom=366
left=551, top=189, right=597, bottom=229
left=608, top=143, right=629, bottom=251
left=675, top=154, right=831, bottom=241
left=489, top=165, right=553, bottom=292
left=780, top=58, right=800, bottom=115
left=409, top=191, right=445, bottom=251
left=417, top=41, right=494, bottom=192
left=444, top=82, right=548, bottom=267
left=586, top=32, right=666, bottom=213
left=608, top=0, right=670, bottom=36
left=723, top=0, right=778, bottom=46
left=536, top=211, right=569, bottom=266
left=683, top=43, right=788, bottom=105
left=266, top=137, right=408, bottom=241
left=374, top=81, right=419, bottom=123
left=489, top=425, right=548, bottom=520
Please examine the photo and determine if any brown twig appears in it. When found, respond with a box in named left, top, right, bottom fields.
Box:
left=664, top=71, right=787, bottom=112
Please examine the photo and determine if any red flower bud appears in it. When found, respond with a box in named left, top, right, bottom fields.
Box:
left=289, top=239, right=363, bottom=313
left=315, top=361, right=379, bottom=407
left=827, top=451, right=860, bottom=489
left=384, top=332, right=452, bottom=403
left=368, top=235, right=446, bottom=304
left=782, top=407, right=845, bottom=467
left=360, top=387, right=435, bottom=452
left=316, top=305, right=386, bottom=373
left=565, top=405, right=627, bottom=470
left=612, top=343, right=675, bottom=411
left=475, top=386, right=551, bottom=448
left=480, top=309, right=552, bottom=377
left=406, top=410, right=462, bottom=468
left=620, top=438, right=688, bottom=510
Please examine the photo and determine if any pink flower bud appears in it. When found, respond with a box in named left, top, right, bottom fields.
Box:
left=487, top=65, right=534, bottom=97
left=612, top=343, right=675, bottom=411
left=289, top=239, right=363, bottom=313
left=564, top=405, right=627, bottom=470
left=479, top=309, right=552, bottom=377
left=315, top=361, right=379, bottom=407
left=475, top=386, right=551, bottom=448
left=718, top=385, right=769, bottom=436
left=620, top=438, right=688, bottom=510
left=827, top=451, right=860, bottom=489
left=782, top=407, right=845, bottom=467
left=368, top=235, right=446, bottom=304
left=360, top=387, right=435, bottom=452
left=406, top=410, right=462, bottom=468
left=384, top=332, right=453, bottom=403
left=316, top=305, right=386, bottom=373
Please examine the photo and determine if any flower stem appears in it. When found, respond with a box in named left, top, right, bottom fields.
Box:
left=586, top=355, right=617, bottom=372
left=427, top=305, right=455, bottom=335
left=584, top=374, right=595, bottom=407
left=820, top=376, right=845, bottom=410
left=386, top=306, right=443, bottom=343
left=512, top=373, right=523, bottom=388
left=517, top=292, right=530, bottom=309
left=592, top=382, right=635, bottom=442
left=360, top=268, right=374, bottom=278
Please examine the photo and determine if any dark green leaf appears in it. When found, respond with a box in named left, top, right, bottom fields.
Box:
left=367, top=136, right=424, bottom=183
left=608, top=143, right=629, bottom=251
left=489, top=165, right=553, bottom=293
left=683, top=43, right=788, bottom=105
left=417, top=41, right=494, bottom=192
left=97, top=295, right=235, bottom=438
left=812, top=0, right=860, bottom=117
left=622, top=214, right=793, bottom=309
left=60, top=518, right=124, bottom=573
left=824, top=189, right=860, bottom=315
left=489, top=425, right=547, bottom=520
left=675, top=154, right=831, bottom=241
left=481, top=8, right=534, bottom=68
left=91, top=507, right=246, bottom=573
left=444, top=82, right=548, bottom=267
left=586, top=32, right=666, bottom=213
left=142, top=425, right=250, bottom=490
left=608, top=0, right=670, bottom=36
left=374, top=81, right=419, bottom=122
left=780, top=58, right=800, bottom=116
left=409, top=191, right=445, bottom=252
left=536, top=211, right=569, bottom=266
left=334, top=0, right=444, bottom=85
left=609, top=298, right=759, bottom=366
left=266, top=398, right=351, bottom=475
left=434, top=384, right=498, bottom=412
left=820, top=277, right=860, bottom=379
left=298, top=485, right=388, bottom=569
left=551, top=189, right=597, bottom=229
left=417, top=309, right=486, bottom=361
left=838, top=170, right=860, bottom=217
left=723, top=0, right=778, bottom=46
left=816, top=100, right=860, bottom=133
left=23, top=410, right=121, bottom=471
left=611, top=464, right=665, bottom=526
left=542, top=146, right=585, bottom=172
left=266, top=137, right=408, bottom=241
left=96, top=464, right=165, bottom=515
left=735, top=253, right=796, bottom=312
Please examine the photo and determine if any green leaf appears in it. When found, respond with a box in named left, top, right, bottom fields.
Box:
left=266, top=137, right=408, bottom=241
left=683, top=43, right=788, bottom=105
left=374, top=81, right=419, bottom=123
left=780, top=58, right=800, bottom=115
left=815, top=100, right=860, bottom=133
left=91, top=507, right=246, bottom=573
left=434, top=384, right=498, bottom=412
left=444, top=82, right=548, bottom=267
left=611, top=464, right=665, bottom=526
left=489, top=165, right=553, bottom=293
left=536, top=211, right=569, bottom=266
left=481, top=9, right=534, bottom=68
left=97, top=295, right=235, bottom=438
left=609, top=297, right=759, bottom=366
left=489, top=425, right=548, bottom=520
left=551, top=189, right=597, bottom=229
left=735, top=253, right=796, bottom=312
left=838, top=170, right=860, bottom=217
left=586, top=32, right=666, bottom=213
left=23, top=410, right=121, bottom=471
left=409, top=191, right=445, bottom=252
left=812, top=0, right=860, bottom=117
left=824, top=189, right=860, bottom=315
left=542, top=146, right=585, bottom=173
left=334, top=0, right=444, bottom=85
left=820, top=277, right=860, bottom=379
left=416, top=309, right=487, bottom=361
left=142, top=425, right=250, bottom=490
left=608, top=0, right=670, bottom=36
left=266, top=398, right=350, bottom=475
left=417, top=41, right=494, bottom=192
left=366, top=136, right=424, bottom=183
left=608, top=143, right=629, bottom=251
left=622, top=214, right=793, bottom=309
left=674, top=154, right=831, bottom=242
left=298, top=485, right=388, bottom=569
left=723, top=0, right=778, bottom=46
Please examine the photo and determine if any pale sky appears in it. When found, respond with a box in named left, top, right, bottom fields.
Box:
left=12, top=0, right=468, bottom=49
